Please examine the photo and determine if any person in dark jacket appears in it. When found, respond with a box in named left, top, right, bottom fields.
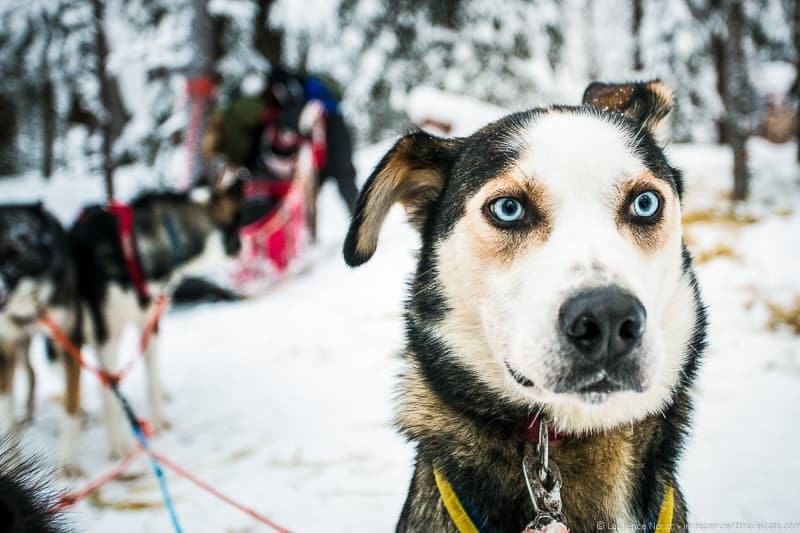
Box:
left=267, top=67, right=359, bottom=212
left=204, top=67, right=358, bottom=231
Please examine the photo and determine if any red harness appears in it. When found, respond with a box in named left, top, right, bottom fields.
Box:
left=106, top=201, right=150, bottom=302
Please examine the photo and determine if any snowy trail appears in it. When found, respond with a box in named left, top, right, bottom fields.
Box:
left=675, top=141, right=800, bottom=525
left=2, top=138, right=799, bottom=531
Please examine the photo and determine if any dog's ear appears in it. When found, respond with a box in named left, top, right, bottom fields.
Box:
left=343, top=131, right=460, bottom=267
left=582, top=80, right=674, bottom=146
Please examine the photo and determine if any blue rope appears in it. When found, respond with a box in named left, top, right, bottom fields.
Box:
left=110, top=384, right=184, bottom=533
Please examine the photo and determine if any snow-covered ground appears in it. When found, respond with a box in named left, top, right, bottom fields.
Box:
left=1, top=132, right=799, bottom=531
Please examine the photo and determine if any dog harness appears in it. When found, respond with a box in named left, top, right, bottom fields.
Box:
left=433, top=419, right=675, bottom=533
left=107, top=201, right=150, bottom=303
left=162, top=213, right=187, bottom=266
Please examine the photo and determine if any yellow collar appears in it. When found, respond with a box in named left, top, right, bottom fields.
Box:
left=434, top=468, right=674, bottom=533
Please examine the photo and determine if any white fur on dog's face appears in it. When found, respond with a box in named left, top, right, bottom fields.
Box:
left=0, top=278, right=54, bottom=322
left=435, top=112, right=697, bottom=433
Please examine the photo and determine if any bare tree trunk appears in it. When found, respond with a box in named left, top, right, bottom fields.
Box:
left=91, top=0, right=114, bottom=200
left=254, top=0, right=284, bottom=65
left=711, top=33, right=728, bottom=144
left=0, top=92, right=16, bottom=175
left=583, top=0, right=599, bottom=79
left=42, top=79, right=55, bottom=179
left=793, top=0, right=800, bottom=163
left=688, top=0, right=751, bottom=198
left=724, top=1, right=751, bottom=201
left=297, top=33, right=310, bottom=73
left=40, top=17, right=55, bottom=179
left=184, top=0, right=214, bottom=188
left=631, top=0, right=644, bottom=71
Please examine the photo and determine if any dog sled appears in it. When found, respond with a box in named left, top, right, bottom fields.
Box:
left=229, top=119, right=322, bottom=296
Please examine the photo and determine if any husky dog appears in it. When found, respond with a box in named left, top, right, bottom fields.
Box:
left=0, top=204, right=81, bottom=468
left=344, top=81, right=707, bottom=531
left=69, top=182, right=243, bottom=458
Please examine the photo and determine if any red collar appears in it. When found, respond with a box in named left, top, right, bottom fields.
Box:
left=517, top=414, right=567, bottom=444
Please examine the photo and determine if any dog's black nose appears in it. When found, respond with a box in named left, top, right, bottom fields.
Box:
left=559, top=287, right=646, bottom=364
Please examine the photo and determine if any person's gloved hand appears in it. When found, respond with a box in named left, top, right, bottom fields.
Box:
left=299, top=100, right=325, bottom=135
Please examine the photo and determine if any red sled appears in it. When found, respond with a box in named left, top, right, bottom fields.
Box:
left=231, top=141, right=318, bottom=294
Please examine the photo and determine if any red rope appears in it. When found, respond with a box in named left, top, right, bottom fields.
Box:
left=55, top=446, right=144, bottom=510
left=39, top=296, right=170, bottom=386
left=148, top=450, right=291, bottom=533
left=38, top=314, right=116, bottom=386
left=39, top=306, right=294, bottom=533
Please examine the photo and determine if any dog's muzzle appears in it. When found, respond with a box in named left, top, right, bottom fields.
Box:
left=556, top=286, right=646, bottom=394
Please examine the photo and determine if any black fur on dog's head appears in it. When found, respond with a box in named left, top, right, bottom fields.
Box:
left=129, top=178, right=245, bottom=262
left=0, top=203, right=73, bottom=313
left=345, top=80, right=706, bottom=434
left=0, top=442, right=70, bottom=533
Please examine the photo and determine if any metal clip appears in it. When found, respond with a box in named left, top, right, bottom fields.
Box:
left=522, top=420, right=567, bottom=531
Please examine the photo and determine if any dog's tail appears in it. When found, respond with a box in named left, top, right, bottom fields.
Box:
left=171, top=276, right=241, bottom=305
left=0, top=439, right=70, bottom=532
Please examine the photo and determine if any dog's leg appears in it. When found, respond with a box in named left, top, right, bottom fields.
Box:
left=23, top=346, right=35, bottom=424
left=98, top=339, right=128, bottom=458
left=143, top=328, right=169, bottom=431
left=60, top=353, right=82, bottom=477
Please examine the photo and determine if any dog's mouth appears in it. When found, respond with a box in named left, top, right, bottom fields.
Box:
left=570, top=375, right=625, bottom=404
left=554, top=368, right=646, bottom=405
left=504, top=361, right=643, bottom=405
left=504, top=362, right=535, bottom=387
left=573, top=375, right=626, bottom=395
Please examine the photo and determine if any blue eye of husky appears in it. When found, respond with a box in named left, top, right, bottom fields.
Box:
left=629, top=191, right=661, bottom=219
left=489, top=197, right=525, bottom=223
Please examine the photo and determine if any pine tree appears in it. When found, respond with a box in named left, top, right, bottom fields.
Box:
left=0, top=1, right=59, bottom=176
left=0, top=0, right=131, bottom=181
left=321, top=0, right=567, bottom=142
left=116, top=0, right=194, bottom=172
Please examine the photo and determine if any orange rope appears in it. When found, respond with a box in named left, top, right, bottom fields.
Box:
left=40, top=295, right=171, bottom=386
left=40, top=304, right=293, bottom=532
left=55, top=446, right=144, bottom=510
left=38, top=314, right=114, bottom=385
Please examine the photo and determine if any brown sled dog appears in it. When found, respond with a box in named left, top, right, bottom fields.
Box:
left=344, top=81, right=706, bottom=532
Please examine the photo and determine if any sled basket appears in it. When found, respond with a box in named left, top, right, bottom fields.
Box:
left=231, top=141, right=317, bottom=295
